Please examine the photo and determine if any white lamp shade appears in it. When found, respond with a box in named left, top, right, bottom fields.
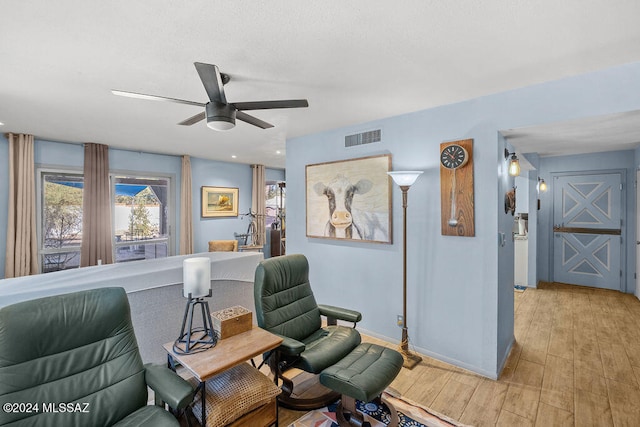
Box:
left=183, top=257, right=211, bottom=298
left=387, top=171, right=423, bottom=187
left=207, top=120, right=235, bottom=131
left=508, top=158, right=520, bottom=176
left=539, top=179, right=548, bottom=192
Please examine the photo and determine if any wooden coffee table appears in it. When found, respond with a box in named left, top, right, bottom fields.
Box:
left=163, top=327, right=282, bottom=426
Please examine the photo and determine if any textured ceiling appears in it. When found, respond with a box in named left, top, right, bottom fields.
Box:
left=502, top=110, right=640, bottom=158
left=2, top=1, right=640, bottom=168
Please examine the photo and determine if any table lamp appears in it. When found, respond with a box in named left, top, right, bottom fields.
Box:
left=174, top=257, right=217, bottom=354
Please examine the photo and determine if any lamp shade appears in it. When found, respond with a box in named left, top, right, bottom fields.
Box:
left=183, top=257, right=211, bottom=298
left=387, top=171, right=423, bottom=187
left=538, top=178, right=548, bottom=192
left=207, top=119, right=235, bottom=131
left=508, top=156, right=520, bottom=176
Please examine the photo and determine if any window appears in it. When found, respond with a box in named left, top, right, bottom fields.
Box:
left=112, top=175, right=171, bottom=263
left=40, top=172, right=84, bottom=272
left=265, top=182, right=285, bottom=229
left=38, top=170, right=173, bottom=272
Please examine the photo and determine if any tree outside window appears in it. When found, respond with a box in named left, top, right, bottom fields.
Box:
left=41, top=173, right=84, bottom=272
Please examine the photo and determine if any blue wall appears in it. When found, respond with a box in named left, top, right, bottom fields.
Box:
left=0, top=136, right=281, bottom=278
left=191, top=157, right=251, bottom=252
left=521, top=153, right=541, bottom=288
left=286, top=61, right=640, bottom=378
left=189, top=160, right=284, bottom=253
left=536, top=150, right=636, bottom=292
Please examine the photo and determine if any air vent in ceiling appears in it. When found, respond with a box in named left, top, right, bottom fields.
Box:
left=345, top=129, right=381, bottom=148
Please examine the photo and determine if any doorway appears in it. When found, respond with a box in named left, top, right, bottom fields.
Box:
left=552, top=171, right=624, bottom=290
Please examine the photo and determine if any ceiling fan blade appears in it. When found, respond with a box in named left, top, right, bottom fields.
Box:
left=233, top=99, right=309, bottom=111
left=178, top=112, right=206, bottom=126
left=236, top=111, right=274, bottom=129
left=111, top=90, right=205, bottom=107
left=194, top=62, right=227, bottom=104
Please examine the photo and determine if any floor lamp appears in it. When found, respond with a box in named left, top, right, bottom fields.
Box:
left=388, top=170, right=423, bottom=369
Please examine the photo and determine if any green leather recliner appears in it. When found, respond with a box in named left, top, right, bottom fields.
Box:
left=254, top=254, right=362, bottom=410
left=0, top=287, right=194, bottom=427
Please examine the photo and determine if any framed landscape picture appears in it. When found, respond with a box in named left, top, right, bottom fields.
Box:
left=201, top=186, right=239, bottom=217
left=306, top=154, right=392, bottom=243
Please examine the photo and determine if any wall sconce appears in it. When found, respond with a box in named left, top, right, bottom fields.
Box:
left=504, top=149, right=520, bottom=176
left=537, top=177, right=547, bottom=193
left=537, top=177, right=547, bottom=210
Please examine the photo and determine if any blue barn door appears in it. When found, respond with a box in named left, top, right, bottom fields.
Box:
left=552, top=173, right=623, bottom=290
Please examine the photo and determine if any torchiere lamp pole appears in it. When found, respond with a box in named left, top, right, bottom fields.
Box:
left=388, top=170, right=423, bottom=369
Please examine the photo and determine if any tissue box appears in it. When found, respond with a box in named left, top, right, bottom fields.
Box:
left=211, top=306, right=252, bottom=339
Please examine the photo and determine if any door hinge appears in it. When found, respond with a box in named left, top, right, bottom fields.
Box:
left=620, top=270, right=623, bottom=277
left=620, top=183, right=623, bottom=190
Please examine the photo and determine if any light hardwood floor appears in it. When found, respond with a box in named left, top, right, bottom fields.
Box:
left=279, top=282, right=640, bottom=426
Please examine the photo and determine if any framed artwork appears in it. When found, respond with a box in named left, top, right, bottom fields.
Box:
left=306, top=154, right=392, bottom=243
left=201, top=186, right=239, bottom=217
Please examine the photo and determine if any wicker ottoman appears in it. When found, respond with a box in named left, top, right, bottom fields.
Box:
left=188, top=362, right=281, bottom=426
left=319, top=343, right=403, bottom=427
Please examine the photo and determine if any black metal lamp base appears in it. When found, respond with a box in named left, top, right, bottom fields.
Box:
left=173, top=291, right=218, bottom=354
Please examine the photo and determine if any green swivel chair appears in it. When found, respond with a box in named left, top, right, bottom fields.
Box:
left=254, top=254, right=362, bottom=410
left=0, top=287, right=194, bottom=427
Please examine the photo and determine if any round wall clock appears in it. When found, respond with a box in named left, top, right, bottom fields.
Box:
left=440, top=144, right=469, bottom=227
left=440, top=144, right=469, bottom=170
left=439, top=139, right=475, bottom=237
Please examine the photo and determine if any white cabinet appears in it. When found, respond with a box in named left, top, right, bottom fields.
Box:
left=514, top=235, right=528, bottom=287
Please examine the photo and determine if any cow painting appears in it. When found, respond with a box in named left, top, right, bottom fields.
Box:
left=306, top=155, right=391, bottom=243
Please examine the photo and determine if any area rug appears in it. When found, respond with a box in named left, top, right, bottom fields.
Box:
left=288, top=391, right=468, bottom=427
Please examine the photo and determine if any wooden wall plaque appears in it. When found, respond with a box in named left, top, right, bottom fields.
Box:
left=440, top=139, right=475, bottom=236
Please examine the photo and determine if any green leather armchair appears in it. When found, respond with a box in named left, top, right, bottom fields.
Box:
left=254, top=254, right=362, bottom=410
left=0, top=287, right=194, bottom=427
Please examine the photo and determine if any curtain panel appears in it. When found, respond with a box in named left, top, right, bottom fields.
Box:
left=179, top=155, right=193, bottom=255
left=4, top=133, right=39, bottom=277
left=251, top=164, right=266, bottom=246
left=80, top=143, right=113, bottom=266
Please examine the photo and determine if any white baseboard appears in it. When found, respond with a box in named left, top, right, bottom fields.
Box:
left=357, top=326, right=500, bottom=380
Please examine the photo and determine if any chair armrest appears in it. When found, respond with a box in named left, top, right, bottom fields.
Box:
left=276, top=334, right=306, bottom=356
left=144, top=364, right=195, bottom=411
left=318, top=304, right=362, bottom=323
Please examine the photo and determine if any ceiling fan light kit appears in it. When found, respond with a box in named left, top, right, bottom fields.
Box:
left=112, top=62, right=308, bottom=131
left=206, top=103, right=236, bottom=131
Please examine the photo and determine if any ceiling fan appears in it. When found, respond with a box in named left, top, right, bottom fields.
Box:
left=112, top=62, right=309, bottom=131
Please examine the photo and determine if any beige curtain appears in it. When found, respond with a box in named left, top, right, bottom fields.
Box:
left=4, top=133, right=39, bottom=277
left=251, top=164, right=266, bottom=246
left=80, top=143, right=113, bottom=266
left=179, top=155, right=193, bottom=255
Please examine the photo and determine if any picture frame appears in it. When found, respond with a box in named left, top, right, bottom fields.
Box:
left=306, top=154, right=392, bottom=243
left=201, top=186, right=239, bottom=218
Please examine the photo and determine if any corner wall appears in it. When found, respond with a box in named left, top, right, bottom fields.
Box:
left=286, top=61, right=640, bottom=378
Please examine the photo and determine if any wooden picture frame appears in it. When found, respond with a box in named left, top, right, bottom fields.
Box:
left=306, top=154, right=392, bottom=243
left=201, top=186, right=239, bottom=218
